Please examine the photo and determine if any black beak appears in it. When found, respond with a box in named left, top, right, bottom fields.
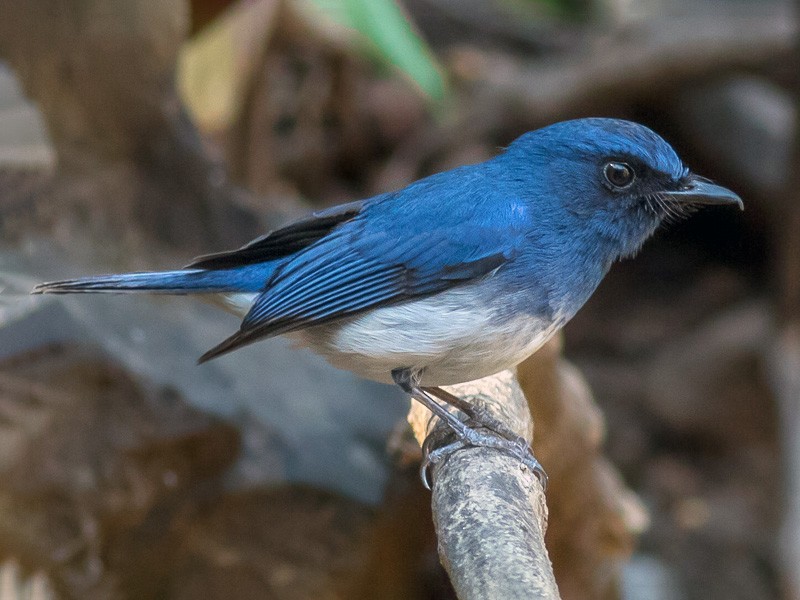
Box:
left=666, top=175, right=743, bottom=210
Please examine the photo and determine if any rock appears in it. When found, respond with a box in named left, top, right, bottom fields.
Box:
left=163, top=487, right=373, bottom=600
left=1, top=245, right=406, bottom=503
left=622, top=554, right=683, bottom=600
left=0, top=344, right=239, bottom=599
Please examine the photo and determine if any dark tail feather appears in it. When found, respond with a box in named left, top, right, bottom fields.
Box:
left=32, top=268, right=265, bottom=295
left=197, top=330, right=250, bottom=364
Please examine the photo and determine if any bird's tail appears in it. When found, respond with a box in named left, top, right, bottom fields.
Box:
left=32, top=266, right=270, bottom=295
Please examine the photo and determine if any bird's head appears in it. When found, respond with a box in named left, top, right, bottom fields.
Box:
left=503, top=118, right=742, bottom=260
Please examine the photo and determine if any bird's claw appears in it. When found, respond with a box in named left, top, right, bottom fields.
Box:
left=419, top=435, right=466, bottom=490
left=523, top=451, right=548, bottom=490
left=419, top=424, right=548, bottom=492
left=482, top=432, right=549, bottom=491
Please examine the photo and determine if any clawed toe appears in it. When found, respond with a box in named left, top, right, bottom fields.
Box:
left=420, top=436, right=467, bottom=490
left=394, top=369, right=548, bottom=491
left=419, top=423, right=548, bottom=491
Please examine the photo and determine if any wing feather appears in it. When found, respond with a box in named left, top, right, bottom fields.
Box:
left=198, top=165, right=529, bottom=363
left=187, top=200, right=366, bottom=270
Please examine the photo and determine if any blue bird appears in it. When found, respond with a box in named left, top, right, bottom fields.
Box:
left=33, top=118, right=742, bottom=487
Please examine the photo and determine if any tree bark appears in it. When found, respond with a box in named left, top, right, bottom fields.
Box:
left=408, top=371, right=560, bottom=600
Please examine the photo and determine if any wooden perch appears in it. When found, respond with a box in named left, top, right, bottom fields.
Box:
left=466, top=9, right=797, bottom=127
left=518, top=337, right=648, bottom=599
left=408, top=370, right=559, bottom=600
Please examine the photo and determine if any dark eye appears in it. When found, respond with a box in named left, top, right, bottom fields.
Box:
left=603, top=162, right=635, bottom=189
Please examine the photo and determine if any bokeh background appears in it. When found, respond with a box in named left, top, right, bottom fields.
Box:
left=0, top=0, right=797, bottom=598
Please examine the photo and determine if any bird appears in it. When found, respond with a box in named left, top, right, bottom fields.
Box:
left=33, top=118, right=742, bottom=488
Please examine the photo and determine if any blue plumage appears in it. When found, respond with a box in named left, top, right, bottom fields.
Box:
left=34, top=118, right=742, bottom=386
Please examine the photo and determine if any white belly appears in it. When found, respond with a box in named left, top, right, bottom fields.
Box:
left=220, top=289, right=562, bottom=385
left=295, top=290, right=563, bottom=385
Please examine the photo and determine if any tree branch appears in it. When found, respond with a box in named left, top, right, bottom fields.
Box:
left=466, top=10, right=796, bottom=127
left=518, top=337, right=649, bottom=599
left=408, top=371, right=559, bottom=600
left=374, top=8, right=796, bottom=191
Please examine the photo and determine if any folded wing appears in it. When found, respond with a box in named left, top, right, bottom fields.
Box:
left=199, top=166, right=527, bottom=362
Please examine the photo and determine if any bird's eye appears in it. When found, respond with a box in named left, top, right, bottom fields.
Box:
left=603, top=162, right=635, bottom=189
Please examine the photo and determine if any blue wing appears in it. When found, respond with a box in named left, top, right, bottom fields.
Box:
left=199, top=164, right=529, bottom=362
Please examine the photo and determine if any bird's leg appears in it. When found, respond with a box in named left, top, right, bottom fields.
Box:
left=426, top=384, right=548, bottom=491
left=422, top=385, right=527, bottom=446
left=392, top=368, right=547, bottom=491
left=392, top=368, right=470, bottom=488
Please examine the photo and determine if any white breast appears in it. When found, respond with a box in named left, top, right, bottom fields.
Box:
left=221, top=289, right=562, bottom=385
left=296, top=289, right=563, bottom=385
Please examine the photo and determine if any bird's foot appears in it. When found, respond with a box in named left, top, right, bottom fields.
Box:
left=423, top=385, right=529, bottom=446
left=392, top=368, right=547, bottom=491
left=419, top=422, right=548, bottom=491
left=420, top=435, right=466, bottom=490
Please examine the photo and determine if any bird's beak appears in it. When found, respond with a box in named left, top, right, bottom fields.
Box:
left=665, top=175, right=744, bottom=210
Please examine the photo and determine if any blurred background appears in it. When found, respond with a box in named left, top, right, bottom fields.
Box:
left=0, top=0, right=797, bottom=598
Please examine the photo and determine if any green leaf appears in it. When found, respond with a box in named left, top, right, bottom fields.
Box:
left=308, top=0, right=446, bottom=101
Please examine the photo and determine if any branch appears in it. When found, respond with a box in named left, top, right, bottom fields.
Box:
left=408, top=371, right=559, bottom=600
left=459, top=9, right=797, bottom=127
left=517, top=337, right=649, bottom=598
